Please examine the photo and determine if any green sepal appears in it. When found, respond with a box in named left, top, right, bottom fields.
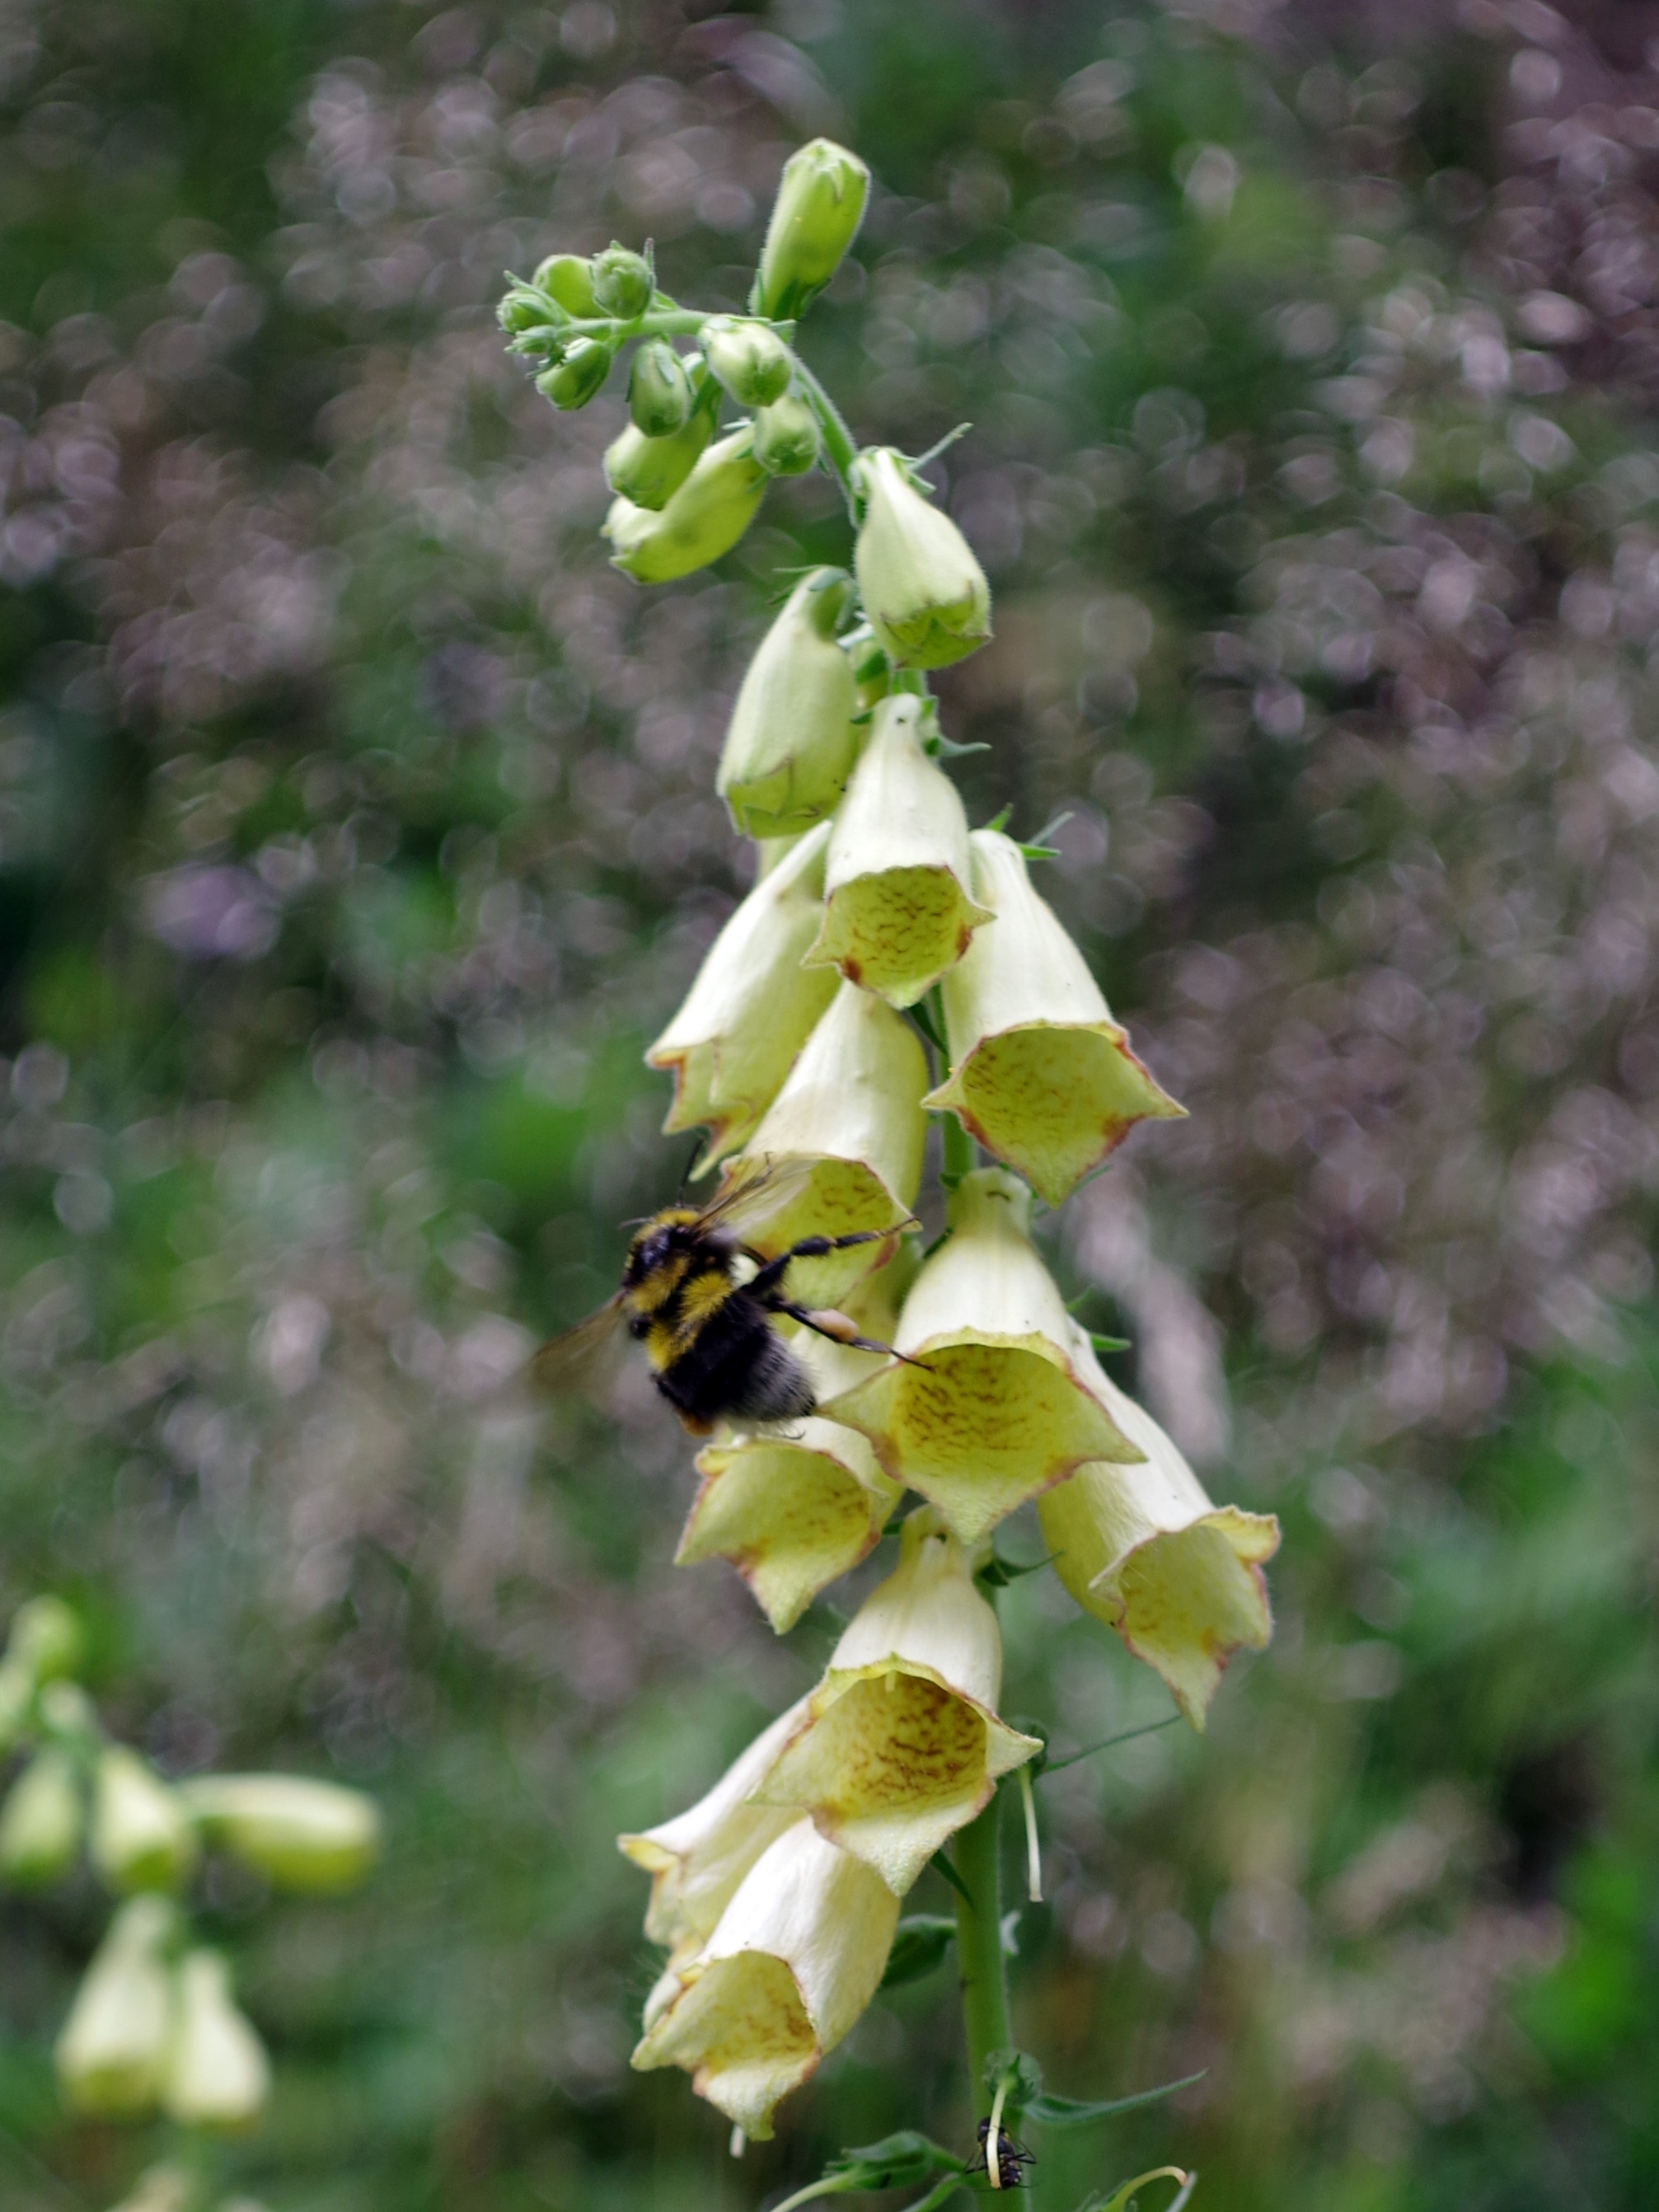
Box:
left=923, top=731, right=991, bottom=760
left=983, top=2047, right=1045, bottom=2108
left=928, top=1844, right=973, bottom=1908
left=1089, top=1332, right=1132, bottom=1355
left=1076, top=2169, right=1197, bottom=2212
left=879, top=1914, right=957, bottom=1989
left=823, top=2130, right=967, bottom=2191
left=977, top=1550, right=1057, bottom=1590
left=1042, top=1714, right=1183, bottom=1774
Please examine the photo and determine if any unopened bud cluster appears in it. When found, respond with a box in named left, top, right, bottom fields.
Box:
left=0, top=1599, right=379, bottom=2177
left=504, top=137, right=1278, bottom=2143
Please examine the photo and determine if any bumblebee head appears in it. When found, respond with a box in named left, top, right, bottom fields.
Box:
left=622, top=1207, right=702, bottom=1287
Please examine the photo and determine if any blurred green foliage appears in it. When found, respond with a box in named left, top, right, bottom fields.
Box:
left=0, top=2, right=1657, bottom=2210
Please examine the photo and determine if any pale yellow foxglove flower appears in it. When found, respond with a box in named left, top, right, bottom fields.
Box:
left=823, top=1169, right=1140, bottom=1543
left=805, top=695, right=991, bottom=1009
left=676, top=1258, right=913, bottom=1630
left=178, top=1774, right=381, bottom=1893
left=1039, top=1327, right=1280, bottom=1728
left=715, top=567, right=860, bottom=839
left=853, top=448, right=991, bottom=670
left=924, top=832, right=1184, bottom=1204
left=162, top=1950, right=270, bottom=2129
left=0, top=1747, right=83, bottom=1888
left=630, top=1816, right=899, bottom=2139
left=619, top=1698, right=813, bottom=1957
left=54, top=1896, right=178, bottom=2116
left=729, top=978, right=926, bottom=1307
left=645, top=822, right=838, bottom=1173
left=91, top=1748, right=199, bottom=1894
left=750, top=1508, right=1041, bottom=1894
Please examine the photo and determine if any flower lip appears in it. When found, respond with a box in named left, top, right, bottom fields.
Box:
left=822, top=1169, right=1141, bottom=1544
left=805, top=693, right=991, bottom=1010
left=1038, top=1326, right=1281, bottom=1728
left=923, top=831, right=1184, bottom=1205
left=747, top=1509, right=1042, bottom=1895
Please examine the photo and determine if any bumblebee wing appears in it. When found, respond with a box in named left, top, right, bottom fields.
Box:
left=701, top=1155, right=818, bottom=1241
left=530, top=1295, right=627, bottom=1395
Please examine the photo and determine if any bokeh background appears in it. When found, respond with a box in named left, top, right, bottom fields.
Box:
left=2, top=0, right=1657, bottom=2206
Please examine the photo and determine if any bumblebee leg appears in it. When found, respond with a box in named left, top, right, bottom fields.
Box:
left=764, top=1297, right=928, bottom=1366
left=745, top=1229, right=889, bottom=1298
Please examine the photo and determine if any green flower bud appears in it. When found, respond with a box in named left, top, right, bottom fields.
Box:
left=757, top=139, right=872, bottom=319
left=853, top=447, right=992, bottom=670
left=702, top=316, right=793, bottom=408
left=752, top=393, right=822, bottom=477
left=605, top=405, right=715, bottom=512
left=629, top=338, right=693, bottom=436
left=532, top=253, right=597, bottom=316
left=604, top=428, right=769, bottom=583
left=9, top=1594, right=85, bottom=1684
left=716, top=567, right=858, bottom=838
left=498, top=285, right=559, bottom=336
left=91, top=1747, right=199, bottom=1894
left=179, top=1774, right=382, bottom=1894
left=535, top=335, right=612, bottom=410
left=0, top=1748, right=84, bottom=1887
left=590, top=241, right=654, bottom=319
left=54, top=1896, right=179, bottom=2116
left=162, top=1950, right=270, bottom=2130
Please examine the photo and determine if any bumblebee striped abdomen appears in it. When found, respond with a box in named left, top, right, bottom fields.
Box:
left=620, top=1210, right=818, bottom=1432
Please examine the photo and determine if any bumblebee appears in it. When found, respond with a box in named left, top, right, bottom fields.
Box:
left=534, top=1160, right=907, bottom=1433
left=968, top=2116, right=1035, bottom=2191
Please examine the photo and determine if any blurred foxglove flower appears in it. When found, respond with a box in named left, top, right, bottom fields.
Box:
left=825, top=1168, right=1140, bottom=1542
left=806, top=693, right=991, bottom=1008
left=0, top=1748, right=83, bottom=1888
left=161, top=1950, right=270, bottom=2129
left=54, top=1896, right=178, bottom=2116
left=925, top=830, right=1183, bottom=1204
left=645, top=822, right=837, bottom=1173
left=716, top=567, right=860, bottom=837
left=630, top=1816, right=898, bottom=2139
left=178, top=1774, right=381, bottom=1893
left=91, top=1748, right=198, bottom=1894
left=1039, top=1329, right=1279, bottom=1727
left=729, top=977, right=926, bottom=1306
left=853, top=447, right=991, bottom=669
left=751, top=1507, right=1041, bottom=1893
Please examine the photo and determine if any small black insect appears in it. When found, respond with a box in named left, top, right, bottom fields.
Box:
left=534, top=1158, right=910, bottom=1433
left=968, top=2116, right=1035, bottom=2191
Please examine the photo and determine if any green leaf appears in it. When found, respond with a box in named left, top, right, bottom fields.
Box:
left=984, top=2048, right=1045, bottom=2106
left=824, top=2131, right=966, bottom=2191
left=879, top=1914, right=957, bottom=1989
left=1029, top=2074, right=1206, bottom=2128
left=1089, top=1331, right=1132, bottom=1355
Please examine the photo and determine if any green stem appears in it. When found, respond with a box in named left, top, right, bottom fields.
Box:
left=792, top=359, right=861, bottom=513
left=940, top=1110, right=977, bottom=1183
left=952, top=1784, right=1010, bottom=2121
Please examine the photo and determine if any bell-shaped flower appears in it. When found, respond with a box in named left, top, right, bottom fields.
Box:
left=645, top=822, right=837, bottom=1173
left=161, top=1950, right=270, bottom=2130
left=605, top=427, right=768, bottom=583
left=1039, top=1331, right=1280, bottom=1728
left=805, top=694, right=991, bottom=1009
left=178, top=1774, right=382, bottom=1893
left=756, top=138, right=871, bottom=319
left=54, top=1896, right=179, bottom=2116
left=853, top=447, right=991, bottom=670
left=676, top=1258, right=913, bottom=1632
left=824, top=1169, right=1141, bottom=1544
left=630, top=1815, right=898, bottom=2139
left=91, top=1747, right=199, bottom=1894
left=8, top=1594, right=85, bottom=1683
left=750, top=1509, right=1041, bottom=1896
left=729, top=977, right=927, bottom=1306
left=0, top=1747, right=83, bottom=1888
left=716, top=568, right=860, bottom=838
left=923, top=832, right=1184, bottom=1204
